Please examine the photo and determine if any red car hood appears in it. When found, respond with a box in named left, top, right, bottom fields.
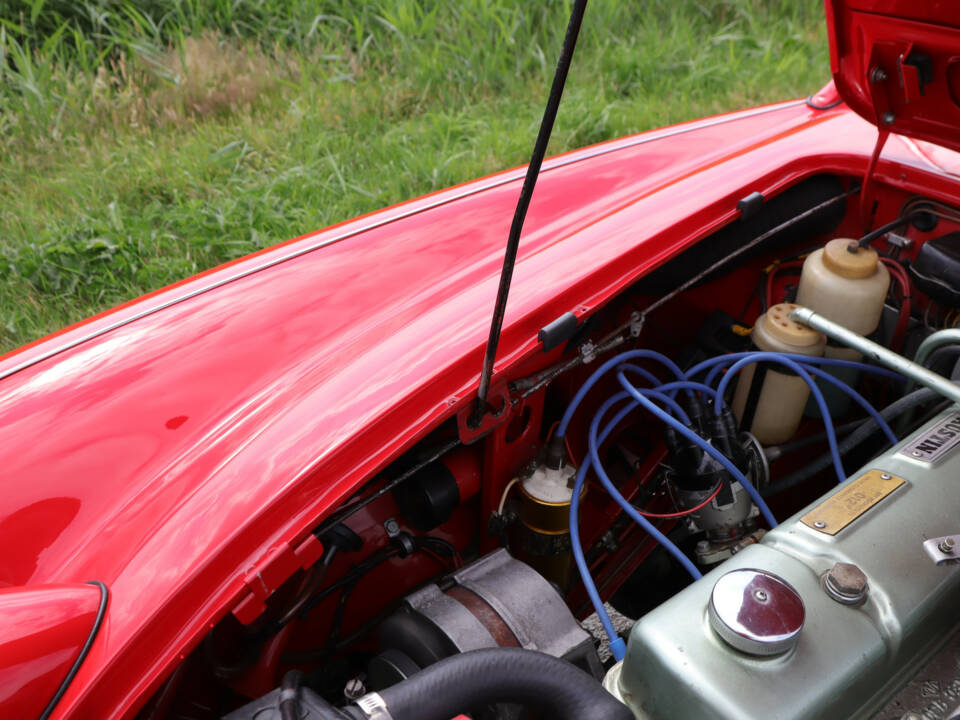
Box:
left=3, top=100, right=960, bottom=717
left=827, top=0, right=960, bottom=153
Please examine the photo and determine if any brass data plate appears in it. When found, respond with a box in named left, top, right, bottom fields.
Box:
left=801, top=470, right=906, bottom=536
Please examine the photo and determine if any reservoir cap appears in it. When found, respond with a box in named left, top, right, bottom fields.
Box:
left=762, top=303, right=824, bottom=347
left=822, top=238, right=879, bottom=279
left=708, top=568, right=804, bottom=656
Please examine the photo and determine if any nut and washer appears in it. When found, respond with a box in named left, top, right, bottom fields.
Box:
left=923, top=535, right=960, bottom=565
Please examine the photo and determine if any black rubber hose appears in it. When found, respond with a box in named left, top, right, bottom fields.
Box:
left=370, top=648, right=632, bottom=720
left=764, top=387, right=938, bottom=496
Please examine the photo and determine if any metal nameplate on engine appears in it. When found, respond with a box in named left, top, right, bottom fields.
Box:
left=801, top=470, right=906, bottom=536
left=899, top=412, right=960, bottom=463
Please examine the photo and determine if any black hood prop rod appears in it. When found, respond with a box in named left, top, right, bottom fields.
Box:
left=471, top=0, right=589, bottom=428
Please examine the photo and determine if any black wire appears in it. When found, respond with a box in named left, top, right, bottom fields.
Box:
left=325, top=578, right=358, bottom=653
left=302, top=546, right=400, bottom=615
left=737, top=279, right=762, bottom=321
left=472, top=0, right=590, bottom=426
left=39, top=581, right=109, bottom=720
left=314, top=438, right=459, bottom=536
left=271, top=545, right=339, bottom=631
left=857, top=210, right=929, bottom=248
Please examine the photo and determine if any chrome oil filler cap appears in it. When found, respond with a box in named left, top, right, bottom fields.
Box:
left=708, top=568, right=804, bottom=656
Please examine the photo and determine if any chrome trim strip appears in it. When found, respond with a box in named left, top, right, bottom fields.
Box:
left=0, top=100, right=806, bottom=382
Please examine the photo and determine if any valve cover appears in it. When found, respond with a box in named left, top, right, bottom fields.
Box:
left=605, top=406, right=960, bottom=719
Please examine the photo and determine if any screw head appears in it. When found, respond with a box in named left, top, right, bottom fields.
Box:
left=813, top=520, right=827, bottom=529
left=696, top=540, right=711, bottom=553
left=938, top=537, right=956, bottom=554
left=880, top=473, right=892, bottom=480
left=871, top=66, right=888, bottom=83
left=383, top=517, right=400, bottom=536
left=344, top=677, right=366, bottom=700
left=753, top=589, right=769, bottom=602
left=882, top=111, right=896, bottom=125
left=913, top=450, right=923, bottom=457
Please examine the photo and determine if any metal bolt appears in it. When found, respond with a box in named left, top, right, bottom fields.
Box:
left=939, top=537, right=956, bottom=554
left=882, top=111, right=896, bottom=125
left=344, top=677, right=366, bottom=701
left=383, top=517, right=400, bottom=537
left=913, top=450, right=923, bottom=457
left=823, top=562, right=869, bottom=606
left=880, top=473, right=892, bottom=480
left=871, top=66, right=887, bottom=83
left=827, top=563, right=868, bottom=596
left=753, top=589, right=769, bottom=602
left=814, top=520, right=827, bottom=529
left=696, top=540, right=711, bottom=553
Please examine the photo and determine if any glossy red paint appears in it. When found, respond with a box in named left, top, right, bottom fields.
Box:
left=0, top=584, right=100, bottom=719
left=5, top=98, right=960, bottom=717
left=827, top=0, right=960, bottom=153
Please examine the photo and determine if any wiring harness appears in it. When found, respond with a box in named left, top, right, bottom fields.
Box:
left=557, top=348, right=904, bottom=661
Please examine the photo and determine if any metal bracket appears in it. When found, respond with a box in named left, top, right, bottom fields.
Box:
left=579, top=340, right=598, bottom=364
left=885, top=232, right=912, bottom=249
left=922, top=535, right=960, bottom=566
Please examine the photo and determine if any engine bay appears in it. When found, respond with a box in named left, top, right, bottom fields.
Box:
left=138, top=173, right=960, bottom=720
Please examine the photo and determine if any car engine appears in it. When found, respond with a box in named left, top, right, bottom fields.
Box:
left=146, top=174, right=960, bottom=720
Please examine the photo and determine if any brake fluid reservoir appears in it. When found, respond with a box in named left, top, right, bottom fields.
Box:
left=732, top=303, right=825, bottom=444
left=796, top=238, right=890, bottom=336
left=796, top=239, right=890, bottom=414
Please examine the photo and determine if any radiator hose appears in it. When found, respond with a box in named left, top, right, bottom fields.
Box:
left=346, top=648, right=631, bottom=720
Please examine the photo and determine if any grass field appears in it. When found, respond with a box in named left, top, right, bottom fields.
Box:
left=0, top=1, right=829, bottom=353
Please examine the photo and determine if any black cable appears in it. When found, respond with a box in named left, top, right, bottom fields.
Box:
left=857, top=210, right=930, bottom=248
left=302, top=545, right=401, bottom=616
left=325, top=581, right=355, bottom=653
left=39, top=581, right=109, bottom=720
left=272, top=545, right=339, bottom=630
left=767, top=419, right=864, bottom=457
left=314, top=438, right=459, bottom=536
left=764, top=387, right=939, bottom=496
left=472, top=0, right=589, bottom=426
left=739, top=278, right=762, bottom=319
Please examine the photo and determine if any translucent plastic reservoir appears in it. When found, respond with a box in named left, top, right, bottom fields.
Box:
left=796, top=238, right=890, bottom=336
left=732, top=303, right=825, bottom=444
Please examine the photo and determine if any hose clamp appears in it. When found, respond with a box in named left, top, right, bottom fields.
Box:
left=354, top=692, right=394, bottom=720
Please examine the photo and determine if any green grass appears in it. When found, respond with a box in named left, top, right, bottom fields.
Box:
left=0, top=1, right=829, bottom=353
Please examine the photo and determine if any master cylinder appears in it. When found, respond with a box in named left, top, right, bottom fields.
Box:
left=604, top=406, right=960, bottom=719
